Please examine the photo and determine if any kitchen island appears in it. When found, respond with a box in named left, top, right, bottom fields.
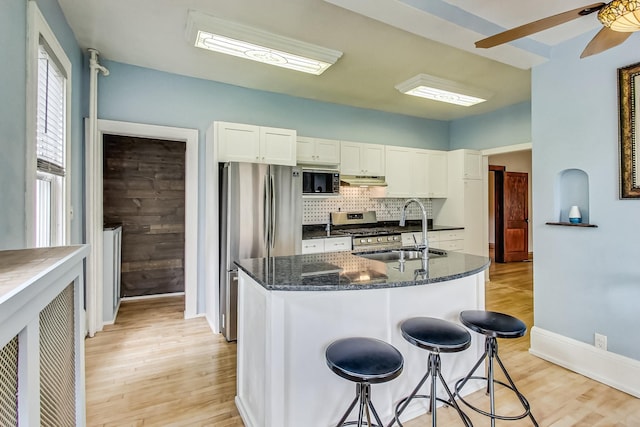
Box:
left=235, top=250, right=490, bottom=427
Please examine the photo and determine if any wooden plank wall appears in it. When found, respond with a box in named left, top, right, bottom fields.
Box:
left=103, top=135, right=186, bottom=297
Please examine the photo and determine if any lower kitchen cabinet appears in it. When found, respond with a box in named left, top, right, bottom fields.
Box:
left=301, top=236, right=352, bottom=254
left=401, top=230, right=464, bottom=252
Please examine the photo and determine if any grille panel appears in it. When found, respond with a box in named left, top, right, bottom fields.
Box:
left=40, top=284, right=75, bottom=426
left=0, top=336, right=19, bottom=426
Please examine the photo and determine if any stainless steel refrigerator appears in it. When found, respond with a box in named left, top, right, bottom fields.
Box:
left=219, top=162, right=302, bottom=341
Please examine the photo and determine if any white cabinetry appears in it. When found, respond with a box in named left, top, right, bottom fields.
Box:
left=401, top=230, right=464, bottom=252
left=434, top=149, right=487, bottom=257
left=384, top=147, right=447, bottom=198
left=297, top=137, right=340, bottom=165
left=463, top=150, right=483, bottom=180
left=301, top=236, right=352, bottom=254
left=103, top=226, right=122, bottom=324
left=340, top=141, right=385, bottom=176
left=385, top=146, right=415, bottom=197
left=426, top=150, right=448, bottom=197
left=216, top=121, right=296, bottom=166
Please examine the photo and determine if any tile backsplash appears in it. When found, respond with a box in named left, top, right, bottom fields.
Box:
left=303, top=186, right=432, bottom=225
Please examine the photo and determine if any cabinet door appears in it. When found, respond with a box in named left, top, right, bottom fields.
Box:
left=362, top=143, right=385, bottom=176
left=314, top=138, right=340, bottom=165
left=301, top=239, right=325, bottom=254
left=324, top=236, right=352, bottom=252
left=427, top=151, right=448, bottom=197
left=260, top=127, right=297, bottom=166
left=463, top=151, right=482, bottom=180
left=385, top=146, right=412, bottom=197
left=463, top=179, right=484, bottom=255
left=411, top=149, right=429, bottom=198
left=296, top=137, right=316, bottom=163
left=217, top=122, right=260, bottom=163
left=340, top=141, right=363, bottom=175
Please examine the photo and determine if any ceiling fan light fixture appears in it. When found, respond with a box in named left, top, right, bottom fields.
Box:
left=395, top=74, right=492, bottom=107
left=185, top=11, right=343, bottom=75
left=598, top=0, right=640, bottom=31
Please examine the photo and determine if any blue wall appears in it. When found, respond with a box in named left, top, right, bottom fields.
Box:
left=0, top=0, right=84, bottom=249
left=449, top=101, right=531, bottom=150
left=0, top=0, right=27, bottom=248
left=98, top=61, right=450, bottom=149
left=532, top=31, right=640, bottom=360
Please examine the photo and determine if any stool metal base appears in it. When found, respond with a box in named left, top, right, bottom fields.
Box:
left=455, top=337, right=538, bottom=427
left=390, top=353, right=472, bottom=427
left=335, top=382, right=384, bottom=427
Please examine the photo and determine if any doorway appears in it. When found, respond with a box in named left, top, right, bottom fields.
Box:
left=485, top=147, right=533, bottom=262
left=103, top=135, right=186, bottom=297
left=87, top=119, right=199, bottom=335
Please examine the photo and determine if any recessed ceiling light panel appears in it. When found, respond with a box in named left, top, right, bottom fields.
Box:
left=396, top=74, right=492, bottom=107
left=186, top=11, right=342, bottom=75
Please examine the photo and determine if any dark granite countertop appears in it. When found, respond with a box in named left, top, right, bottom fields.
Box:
left=302, top=221, right=464, bottom=240
left=235, top=250, right=489, bottom=291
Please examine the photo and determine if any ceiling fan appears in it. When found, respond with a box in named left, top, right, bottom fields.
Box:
left=476, top=0, right=640, bottom=58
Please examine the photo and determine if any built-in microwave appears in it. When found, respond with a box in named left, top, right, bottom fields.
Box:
left=302, top=169, right=340, bottom=196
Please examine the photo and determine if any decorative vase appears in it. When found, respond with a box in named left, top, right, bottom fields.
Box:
left=568, top=205, right=582, bottom=224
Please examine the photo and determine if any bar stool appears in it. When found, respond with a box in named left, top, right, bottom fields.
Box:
left=392, top=317, right=473, bottom=427
left=455, top=310, right=538, bottom=427
left=326, top=337, right=404, bottom=427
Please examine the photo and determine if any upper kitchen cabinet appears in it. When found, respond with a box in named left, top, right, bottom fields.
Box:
left=296, top=137, right=340, bottom=166
left=426, top=150, right=448, bottom=198
left=385, top=146, right=427, bottom=198
left=216, top=121, right=296, bottom=166
left=448, top=149, right=483, bottom=180
left=384, top=147, right=447, bottom=198
left=340, top=141, right=385, bottom=176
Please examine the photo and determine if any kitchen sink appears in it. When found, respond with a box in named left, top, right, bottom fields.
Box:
left=356, top=248, right=447, bottom=262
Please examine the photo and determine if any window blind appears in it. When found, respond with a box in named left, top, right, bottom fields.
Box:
left=37, top=43, right=65, bottom=177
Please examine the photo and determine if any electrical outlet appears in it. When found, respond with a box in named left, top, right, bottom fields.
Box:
left=595, top=333, right=607, bottom=350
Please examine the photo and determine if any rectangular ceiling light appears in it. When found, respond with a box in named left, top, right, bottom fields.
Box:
left=186, top=11, right=343, bottom=75
left=395, top=74, right=492, bottom=107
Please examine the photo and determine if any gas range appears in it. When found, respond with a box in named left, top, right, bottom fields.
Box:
left=331, top=211, right=403, bottom=251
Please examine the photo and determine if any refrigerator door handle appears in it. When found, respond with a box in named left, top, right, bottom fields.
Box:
left=263, top=175, right=269, bottom=245
left=270, top=173, right=276, bottom=249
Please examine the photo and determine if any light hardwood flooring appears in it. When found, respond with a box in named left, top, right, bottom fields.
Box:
left=85, top=257, right=640, bottom=426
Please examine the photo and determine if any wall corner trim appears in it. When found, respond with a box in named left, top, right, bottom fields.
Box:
left=529, top=326, right=640, bottom=398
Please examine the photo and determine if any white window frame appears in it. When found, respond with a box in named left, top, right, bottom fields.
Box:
left=26, top=1, right=72, bottom=247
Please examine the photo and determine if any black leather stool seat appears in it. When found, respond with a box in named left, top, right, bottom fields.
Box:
left=456, top=310, right=538, bottom=427
left=460, top=310, right=526, bottom=338
left=401, top=317, right=471, bottom=353
left=326, top=337, right=404, bottom=384
left=326, top=337, right=404, bottom=427
left=392, top=317, right=473, bottom=427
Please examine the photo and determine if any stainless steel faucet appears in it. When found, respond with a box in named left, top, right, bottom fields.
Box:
left=400, top=198, right=429, bottom=259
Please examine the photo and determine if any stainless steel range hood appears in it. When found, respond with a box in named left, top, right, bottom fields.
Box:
left=340, top=175, right=387, bottom=187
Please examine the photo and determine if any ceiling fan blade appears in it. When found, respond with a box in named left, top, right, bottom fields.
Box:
left=476, top=2, right=606, bottom=48
left=581, top=26, right=633, bottom=58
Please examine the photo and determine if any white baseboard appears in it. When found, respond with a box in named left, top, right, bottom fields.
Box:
left=530, top=326, right=640, bottom=398
left=121, top=292, right=185, bottom=301
left=235, top=396, right=257, bottom=427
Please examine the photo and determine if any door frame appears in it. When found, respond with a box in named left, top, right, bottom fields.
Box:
left=86, top=119, right=198, bottom=335
left=482, top=142, right=532, bottom=261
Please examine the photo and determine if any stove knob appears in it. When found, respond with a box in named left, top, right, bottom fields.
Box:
left=377, top=237, right=383, bottom=242
left=360, top=239, right=366, bottom=243
left=387, top=236, right=393, bottom=241
left=393, top=236, right=399, bottom=241
left=367, top=238, right=372, bottom=243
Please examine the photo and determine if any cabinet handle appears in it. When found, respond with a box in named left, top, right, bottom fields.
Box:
left=256, top=156, right=259, bottom=160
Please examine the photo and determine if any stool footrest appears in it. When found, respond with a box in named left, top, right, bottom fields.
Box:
left=455, top=376, right=532, bottom=421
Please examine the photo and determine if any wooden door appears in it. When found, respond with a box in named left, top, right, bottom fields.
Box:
left=495, top=171, right=529, bottom=262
